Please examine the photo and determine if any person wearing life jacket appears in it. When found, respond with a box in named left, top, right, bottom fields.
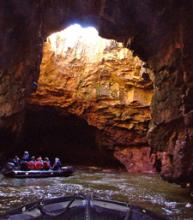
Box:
left=34, top=156, right=44, bottom=170
left=52, top=157, right=62, bottom=170
left=20, top=151, right=30, bottom=170
left=27, top=156, right=36, bottom=170
left=43, top=157, right=51, bottom=170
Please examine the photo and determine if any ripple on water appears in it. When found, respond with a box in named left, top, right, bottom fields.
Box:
left=0, top=172, right=192, bottom=220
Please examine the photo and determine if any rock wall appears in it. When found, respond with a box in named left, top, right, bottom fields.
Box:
left=114, top=147, right=156, bottom=173
left=0, top=0, right=193, bottom=184
left=28, top=29, right=153, bottom=172
left=146, top=3, right=193, bottom=185
left=0, top=1, right=43, bottom=135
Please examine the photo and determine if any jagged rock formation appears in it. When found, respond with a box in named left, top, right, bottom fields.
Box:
left=0, top=0, right=193, bottom=185
left=28, top=27, right=153, bottom=172
left=114, top=147, right=156, bottom=173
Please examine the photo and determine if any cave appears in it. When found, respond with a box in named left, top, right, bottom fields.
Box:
left=0, top=0, right=193, bottom=187
left=22, top=23, right=153, bottom=172
left=22, top=105, right=124, bottom=168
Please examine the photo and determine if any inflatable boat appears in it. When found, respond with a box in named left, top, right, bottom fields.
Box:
left=0, top=195, right=167, bottom=220
left=2, top=166, right=74, bottom=178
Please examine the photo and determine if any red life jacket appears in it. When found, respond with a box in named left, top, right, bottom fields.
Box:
left=44, top=161, right=50, bottom=170
left=27, top=161, right=35, bottom=170
left=34, top=161, right=44, bottom=170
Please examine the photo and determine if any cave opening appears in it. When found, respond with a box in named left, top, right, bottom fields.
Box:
left=24, top=23, right=153, bottom=171
left=0, top=2, right=193, bottom=218
left=20, top=105, right=123, bottom=169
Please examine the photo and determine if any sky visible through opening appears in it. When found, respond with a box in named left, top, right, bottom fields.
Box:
left=47, top=24, right=125, bottom=62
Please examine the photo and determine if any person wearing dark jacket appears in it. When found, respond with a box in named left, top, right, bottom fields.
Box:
left=52, top=157, right=62, bottom=170
left=12, top=156, right=20, bottom=167
left=7, top=156, right=20, bottom=170
left=20, top=151, right=30, bottom=170
left=22, top=151, right=30, bottom=161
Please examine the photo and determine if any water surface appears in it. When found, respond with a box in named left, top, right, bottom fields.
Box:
left=0, top=169, right=192, bottom=219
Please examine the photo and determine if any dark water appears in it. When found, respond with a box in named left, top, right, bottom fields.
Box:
left=0, top=169, right=192, bottom=219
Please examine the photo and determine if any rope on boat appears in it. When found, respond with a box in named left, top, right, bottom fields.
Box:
left=38, top=195, right=76, bottom=217
left=85, top=195, right=91, bottom=220
left=123, top=204, right=132, bottom=220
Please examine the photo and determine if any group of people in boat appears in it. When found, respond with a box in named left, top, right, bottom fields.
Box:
left=9, top=151, right=62, bottom=171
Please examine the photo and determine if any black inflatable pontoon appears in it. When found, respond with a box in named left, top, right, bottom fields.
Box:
left=2, top=167, right=74, bottom=178
left=0, top=195, right=167, bottom=220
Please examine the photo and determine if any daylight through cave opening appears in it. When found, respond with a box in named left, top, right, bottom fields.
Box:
left=25, top=24, right=154, bottom=171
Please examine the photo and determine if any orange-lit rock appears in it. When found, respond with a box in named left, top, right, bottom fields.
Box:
left=28, top=27, right=153, bottom=169
left=0, top=1, right=193, bottom=184
left=114, top=147, right=156, bottom=173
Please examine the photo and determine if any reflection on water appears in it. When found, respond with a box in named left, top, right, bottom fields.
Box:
left=0, top=170, right=192, bottom=219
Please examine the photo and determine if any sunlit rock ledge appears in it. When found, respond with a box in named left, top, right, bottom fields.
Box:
left=28, top=25, right=154, bottom=172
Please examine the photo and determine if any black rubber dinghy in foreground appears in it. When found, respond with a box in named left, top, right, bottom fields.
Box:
left=2, top=166, right=74, bottom=178
left=0, top=195, right=167, bottom=220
